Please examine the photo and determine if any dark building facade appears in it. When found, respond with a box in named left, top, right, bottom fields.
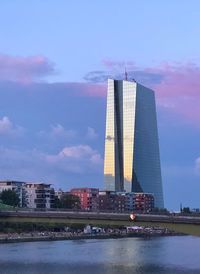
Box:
left=134, top=193, right=154, bottom=212
left=99, top=191, right=154, bottom=213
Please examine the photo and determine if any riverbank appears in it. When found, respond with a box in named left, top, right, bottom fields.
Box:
left=0, top=229, right=185, bottom=244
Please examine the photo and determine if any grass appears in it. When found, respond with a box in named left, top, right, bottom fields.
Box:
left=0, top=203, right=14, bottom=210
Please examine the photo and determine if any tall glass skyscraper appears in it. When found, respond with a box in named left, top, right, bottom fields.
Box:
left=104, top=79, right=164, bottom=208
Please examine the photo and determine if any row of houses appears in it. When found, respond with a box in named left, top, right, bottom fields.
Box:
left=0, top=181, right=155, bottom=212
left=63, top=188, right=154, bottom=213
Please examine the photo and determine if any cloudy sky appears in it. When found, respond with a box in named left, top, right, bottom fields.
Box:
left=0, top=0, right=200, bottom=210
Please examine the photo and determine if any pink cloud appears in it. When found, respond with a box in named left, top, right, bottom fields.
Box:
left=0, top=54, right=55, bottom=83
left=63, top=82, right=106, bottom=97
left=0, top=116, right=24, bottom=137
left=91, top=60, right=200, bottom=125
left=150, top=63, right=200, bottom=97
left=150, top=63, right=200, bottom=124
left=82, top=83, right=106, bottom=97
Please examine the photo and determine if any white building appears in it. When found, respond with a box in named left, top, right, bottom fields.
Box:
left=0, top=181, right=55, bottom=209
left=25, top=183, right=55, bottom=209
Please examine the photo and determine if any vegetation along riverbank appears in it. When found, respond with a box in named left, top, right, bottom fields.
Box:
left=0, top=222, right=184, bottom=244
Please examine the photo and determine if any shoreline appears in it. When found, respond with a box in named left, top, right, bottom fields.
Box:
left=0, top=231, right=185, bottom=244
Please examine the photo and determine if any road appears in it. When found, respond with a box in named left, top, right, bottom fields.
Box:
left=0, top=210, right=200, bottom=236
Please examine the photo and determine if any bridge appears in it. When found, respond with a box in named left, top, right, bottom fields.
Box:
left=0, top=211, right=199, bottom=236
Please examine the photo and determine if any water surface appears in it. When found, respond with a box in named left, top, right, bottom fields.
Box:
left=0, top=236, right=200, bottom=274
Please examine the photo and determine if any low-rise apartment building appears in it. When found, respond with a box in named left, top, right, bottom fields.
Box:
left=99, top=191, right=126, bottom=213
left=0, top=180, right=26, bottom=207
left=25, top=183, right=55, bottom=209
left=70, top=188, right=99, bottom=211
left=99, top=191, right=154, bottom=213
left=134, top=193, right=154, bottom=212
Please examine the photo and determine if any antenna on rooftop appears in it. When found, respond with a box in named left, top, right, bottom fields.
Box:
left=125, top=67, right=128, bottom=81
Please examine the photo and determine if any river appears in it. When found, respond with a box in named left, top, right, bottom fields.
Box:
left=0, top=236, right=199, bottom=274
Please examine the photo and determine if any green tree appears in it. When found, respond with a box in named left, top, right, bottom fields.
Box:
left=0, top=189, right=20, bottom=207
left=59, top=194, right=80, bottom=209
left=54, top=196, right=62, bottom=208
left=182, top=207, right=191, bottom=214
left=152, top=207, right=169, bottom=214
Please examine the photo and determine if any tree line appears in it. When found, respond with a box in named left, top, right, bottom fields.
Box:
left=0, top=189, right=80, bottom=209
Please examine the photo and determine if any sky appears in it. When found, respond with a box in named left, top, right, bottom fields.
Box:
left=0, top=0, right=200, bottom=210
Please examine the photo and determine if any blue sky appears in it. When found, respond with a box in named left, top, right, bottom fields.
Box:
left=0, top=0, right=200, bottom=210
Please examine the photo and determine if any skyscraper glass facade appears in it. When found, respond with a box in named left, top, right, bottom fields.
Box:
left=104, top=79, right=164, bottom=208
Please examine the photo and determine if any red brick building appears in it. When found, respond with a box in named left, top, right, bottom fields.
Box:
left=70, top=188, right=99, bottom=211
left=99, top=191, right=154, bottom=213
left=134, top=193, right=154, bottom=212
left=70, top=188, right=154, bottom=213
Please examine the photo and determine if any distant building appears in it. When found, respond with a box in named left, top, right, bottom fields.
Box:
left=134, top=193, right=154, bottom=212
left=99, top=191, right=154, bottom=213
left=104, top=79, right=164, bottom=208
left=191, top=208, right=200, bottom=213
left=0, top=181, right=26, bottom=207
left=99, top=191, right=126, bottom=213
left=112, top=193, right=126, bottom=212
left=0, top=181, right=56, bottom=209
left=54, top=189, right=67, bottom=199
left=0, top=180, right=154, bottom=212
left=70, top=188, right=99, bottom=211
left=120, top=192, right=135, bottom=212
left=25, top=183, right=55, bottom=209
left=99, top=191, right=113, bottom=211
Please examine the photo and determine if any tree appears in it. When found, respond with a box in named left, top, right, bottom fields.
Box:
left=0, top=189, right=20, bottom=207
left=152, top=207, right=169, bottom=214
left=54, top=196, right=62, bottom=208
left=182, top=207, right=191, bottom=214
left=55, top=194, right=80, bottom=209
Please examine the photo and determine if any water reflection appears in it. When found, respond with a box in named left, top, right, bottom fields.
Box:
left=0, top=236, right=199, bottom=274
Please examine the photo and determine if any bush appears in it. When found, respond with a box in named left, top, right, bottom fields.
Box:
left=0, top=189, right=20, bottom=207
